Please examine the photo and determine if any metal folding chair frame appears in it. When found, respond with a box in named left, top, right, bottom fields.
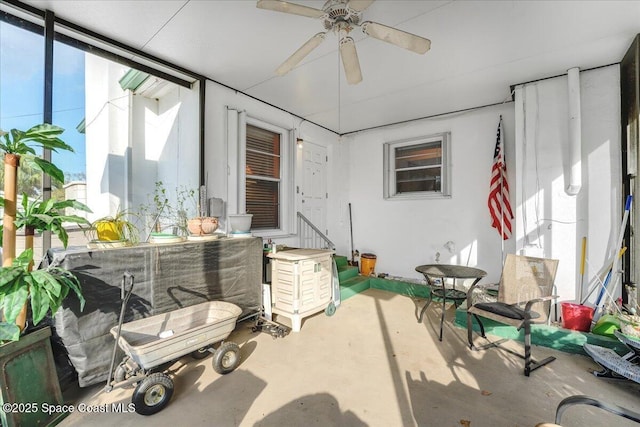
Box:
left=466, top=254, right=559, bottom=376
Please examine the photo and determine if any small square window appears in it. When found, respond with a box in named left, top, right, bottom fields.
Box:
left=383, top=132, right=451, bottom=200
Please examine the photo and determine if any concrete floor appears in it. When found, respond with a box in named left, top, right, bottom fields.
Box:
left=59, top=288, right=640, bottom=427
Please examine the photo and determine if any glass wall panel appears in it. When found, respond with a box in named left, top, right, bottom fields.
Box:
left=0, top=20, right=45, bottom=258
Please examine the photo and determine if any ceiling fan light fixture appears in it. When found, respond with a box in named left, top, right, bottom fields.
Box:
left=339, top=37, right=363, bottom=85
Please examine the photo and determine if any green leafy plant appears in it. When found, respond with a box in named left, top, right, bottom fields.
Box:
left=0, top=124, right=72, bottom=184
left=0, top=248, right=85, bottom=342
left=89, top=208, right=140, bottom=244
left=2, top=123, right=76, bottom=266
left=137, top=181, right=198, bottom=236
left=0, top=194, right=92, bottom=247
left=0, top=123, right=88, bottom=341
left=137, top=181, right=169, bottom=233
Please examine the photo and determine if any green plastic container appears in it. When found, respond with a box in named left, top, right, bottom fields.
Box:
left=591, top=314, right=621, bottom=338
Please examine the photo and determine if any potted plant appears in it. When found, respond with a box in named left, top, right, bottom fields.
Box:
left=138, top=181, right=168, bottom=233
left=0, top=248, right=86, bottom=426
left=186, top=185, right=220, bottom=237
left=0, top=248, right=85, bottom=341
left=89, top=207, right=139, bottom=245
left=138, top=182, right=204, bottom=237
left=0, top=123, right=87, bottom=426
left=0, top=194, right=91, bottom=330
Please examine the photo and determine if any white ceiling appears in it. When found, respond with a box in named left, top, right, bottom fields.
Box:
left=19, top=0, right=640, bottom=134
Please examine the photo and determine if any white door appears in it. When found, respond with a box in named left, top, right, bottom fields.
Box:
left=300, top=142, right=327, bottom=245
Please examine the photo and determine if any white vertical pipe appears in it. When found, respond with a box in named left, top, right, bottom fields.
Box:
left=514, top=84, right=526, bottom=255
left=238, top=111, right=247, bottom=214
left=566, top=67, right=582, bottom=195
left=225, top=108, right=239, bottom=217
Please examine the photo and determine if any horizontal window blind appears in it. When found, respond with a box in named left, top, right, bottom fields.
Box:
left=246, top=124, right=281, bottom=229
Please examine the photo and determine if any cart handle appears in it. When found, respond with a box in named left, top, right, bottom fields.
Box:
left=121, top=271, right=135, bottom=300
left=105, top=271, right=135, bottom=392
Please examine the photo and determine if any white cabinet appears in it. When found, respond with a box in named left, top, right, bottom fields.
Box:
left=268, top=248, right=334, bottom=332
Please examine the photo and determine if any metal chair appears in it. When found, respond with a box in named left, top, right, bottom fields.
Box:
left=466, top=254, right=559, bottom=376
left=535, top=395, right=640, bottom=426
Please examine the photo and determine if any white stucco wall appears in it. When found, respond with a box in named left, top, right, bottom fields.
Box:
left=85, top=54, right=200, bottom=228
left=203, top=80, right=340, bottom=247
left=129, top=83, right=200, bottom=220
left=156, top=81, right=200, bottom=206
left=84, top=55, right=130, bottom=221
left=515, top=65, right=622, bottom=305
left=341, top=104, right=516, bottom=284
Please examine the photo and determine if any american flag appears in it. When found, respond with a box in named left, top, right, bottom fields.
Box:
left=488, top=117, right=513, bottom=240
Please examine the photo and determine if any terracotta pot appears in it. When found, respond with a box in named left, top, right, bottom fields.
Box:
left=187, top=217, right=219, bottom=236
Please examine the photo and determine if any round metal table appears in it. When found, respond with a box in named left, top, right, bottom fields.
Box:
left=415, top=264, right=487, bottom=341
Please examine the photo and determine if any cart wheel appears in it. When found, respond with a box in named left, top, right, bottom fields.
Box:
left=190, top=346, right=212, bottom=360
left=325, top=301, right=336, bottom=317
left=114, top=363, right=130, bottom=383
left=132, top=373, right=174, bottom=416
left=212, top=342, right=241, bottom=374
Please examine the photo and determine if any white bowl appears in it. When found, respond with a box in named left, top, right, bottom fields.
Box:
left=228, top=214, right=253, bottom=232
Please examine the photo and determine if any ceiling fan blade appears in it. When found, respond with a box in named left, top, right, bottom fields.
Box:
left=256, top=0, right=325, bottom=19
left=361, top=21, right=431, bottom=54
left=348, top=0, right=375, bottom=12
left=275, top=32, right=327, bottom=76
left=339, top=37, right=363, bottom=85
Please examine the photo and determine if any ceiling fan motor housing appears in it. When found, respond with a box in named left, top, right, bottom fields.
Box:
left=322, top=0, right=362, bottom=31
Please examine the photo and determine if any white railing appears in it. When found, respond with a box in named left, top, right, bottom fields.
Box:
left=297, top=212, right=335, bottom=250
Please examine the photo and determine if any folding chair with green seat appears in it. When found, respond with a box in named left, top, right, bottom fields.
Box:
left=466, top=254, right=559, bottom=376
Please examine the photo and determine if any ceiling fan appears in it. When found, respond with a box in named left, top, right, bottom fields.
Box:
left=256, top=0, right=431, bottom=85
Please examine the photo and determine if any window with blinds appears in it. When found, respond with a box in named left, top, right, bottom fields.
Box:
left=383, top=132, right=451, bottom=199
left=246, top=124, right=281, bottom=229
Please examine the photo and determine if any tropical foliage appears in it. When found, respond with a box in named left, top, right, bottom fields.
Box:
left=0, top=249, right=85, bottom=341
left=0, top=124, right=73, bottom=184
left=0, top=194, right=92, bottom=247
left=0, top=122, right=87, bottom=340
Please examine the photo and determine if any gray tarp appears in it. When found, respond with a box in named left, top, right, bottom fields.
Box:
left=44, top=237, right=262, bottom=387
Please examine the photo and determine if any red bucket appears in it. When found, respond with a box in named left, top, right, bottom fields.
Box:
left=561, top=302, right=594, bottom=332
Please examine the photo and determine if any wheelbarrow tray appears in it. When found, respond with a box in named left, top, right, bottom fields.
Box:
left=110, top=301, right=241, bottom=370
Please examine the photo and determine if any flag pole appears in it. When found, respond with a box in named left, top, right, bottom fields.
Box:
left=489, top=114, right=512, bottom=264
left=499, top=115, right=505, bottom=263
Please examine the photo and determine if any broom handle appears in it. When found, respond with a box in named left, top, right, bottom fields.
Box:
left=599, top=196, right=632, bottom=307
left=349, top=203, right=354, bottom=264
left=579, top=236, right=587, bottom=303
